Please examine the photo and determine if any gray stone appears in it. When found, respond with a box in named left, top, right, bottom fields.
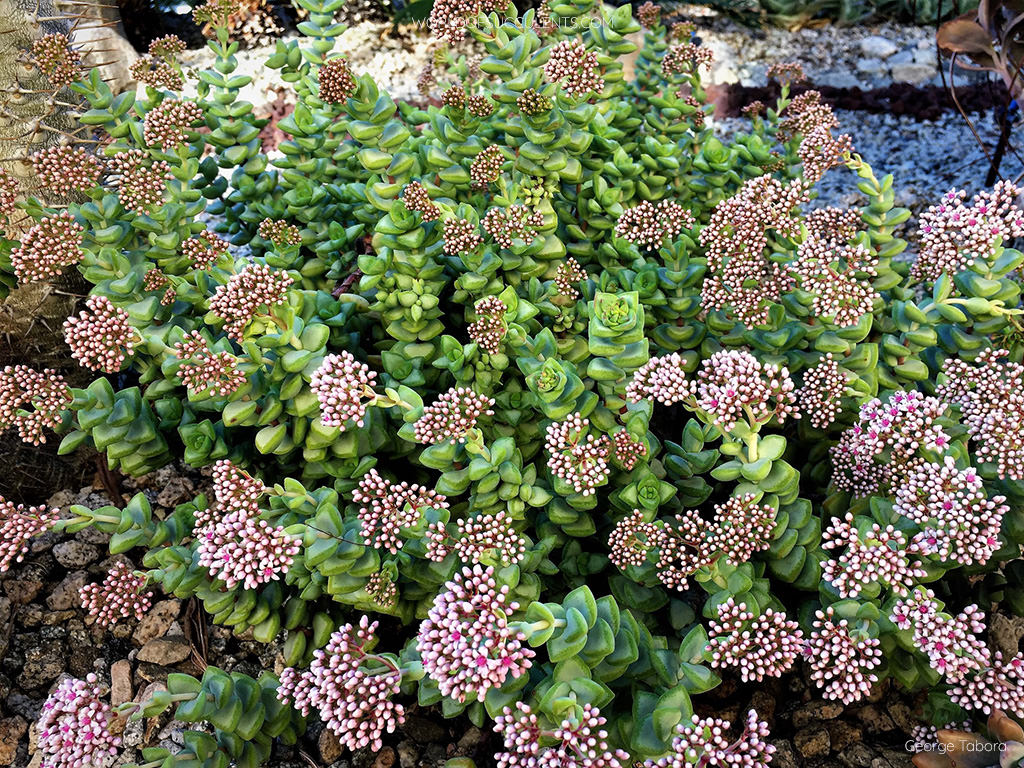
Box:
left=53, top=540, right=100, bottom=568
left=839, top=743, right=877, bottom=767
left=137, top=635, right=191, bottom=665
left=133, top=599, right=181, bottom=645
left=46, top=571, right=88, bottom=611
left=913, top=48, right=938, bottom=67
left=819, top=70, right=861, bottom=89
left=402, top=714, right=446, bottom=743
left=888, top=49, right=915, bottom=65
left=111, top=659, right=133, bottom=705
left=793, top=700, right=844, bottom=727
left=856, top=58, right=886, bottom=76
left=396, top=740, right=418, bottom=768
left=770, top=740, right=799, bottom=768
left=457, top=726, right=485, bottom=752
left=18, top=638, right=66, bottom=689
left=713, top=65, right=740, bottom=85
left=320, top=730, right=343, bottom=764
left=0, top=716, right=27, bottom=766
left=795, top=725, right=831, bottom=758
left=860, top=35, right=899, bottom=59
left=891, top=63, right=935, bottom=84
left=4, top=577, right=44, bottom=605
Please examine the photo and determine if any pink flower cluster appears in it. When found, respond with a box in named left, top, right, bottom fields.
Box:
left=516, top=88, right=552, bottom=116
left=821, top=512, right=926, bottom=598
left=779, top=90, right=839, bottom=140
left=661, top=43, right=715, bottom=76
left=442, top=219, right=483, bottom=256
left=143, top=99, right=204, bottom=146
left=0, top=365, right=70, bottom=445
left=627, top=350, right=798, bottom=432
left=830, top=389, right=950, bottom=496
left=626, top=352, right=694, bottom=406
left=949, top=653, right=1024, bottom=717
left=367, top=570, right=398, bottom=607
left=311, top=351, right=377, bottom=430
left=277, top=616, right=405, bottom=751
left=707, top=598, right=803, bottom=682
left=401, top=181, right=440, bottom=221
left=80, top=562, right=152, bottom=628
left=791, top=236, right=878, bottom=327
left=615, top=200, right=695, bottom=249
left=648, top=711, right=774, bottom=768
left=208, top=264, right=294, bottom=341
left=130, top=36, right=185, bottom=89
left=37, top=674, right=121, bottom=768
left=319, top=57, right=357, bottom=102
left=468, top=296, right=507, bottom=355
left=417, top=565, right=534, bottom=702
left=892, top=589, right=1024, bottom=715
left=700, top=176, right=809, bottom=326
left=554, top=257, right=588, bottom=300
left=804, top=606, right=882, bottom=704
left=173, top=331, right=245, bottom=397
left=11, top=212, right=85, bottom=282
left=608, top=496, right=775, bottom=590
left=143, top=268, right=175, bottom=306
left=938, top=348, right=1024, bottom=480
left=694, top=349, right=799, bottom=432
left=182, top=231, right=229, bottom=270
left=912, top=182, right=1024, bottom=282
left=353, top=469, right=449, bottom=553
left=428, top=0, right=503, bottom=43
left=545, top=413, right=611, bottom=496
left=31, top=33, right=80, bottom=88
left=467, top=94, right=494, bottom=118
left=893, top=456, right=1006, bottom=567
left=806, top=206, right=861, bottom=242
left=426, top=509, right=525, bottom=565
left=495, top=703, right=629, bottom=768
left=766, top=60, right=807, bottom=84
left=612, top=429, right=647, bottom=470
left=483, top=205, right=544, bottom=248
left=63, top=295, right=136, bottom=373
left=798, top=353, right=846, bottom=429
left=107, top=150, right=172, bottom=211
left=0, top=497, right=58, bottom=572
left=196, top=510, right=299, bottom=590
left=200, top=458, right=267, bottom=526
left=798, top=125, right=854, bottom=184
left=0, top=168, right=18, bottom=225
left=31, top=146, right=102, bottom=195
left=470, top=145, right=505, bottom=187
left=414, top=387, right=495, bottom=444
left=130, top=55, right=183, bottom=90
left=544, top=39, right=604, bottom=96
left=891, top=589, right=988, bottom=681
left=258, top=218, right=301, bottom=246
left=637, top=1, right=661, bottom=27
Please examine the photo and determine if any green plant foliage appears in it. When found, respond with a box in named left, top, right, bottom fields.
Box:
left=5, top=1, right=1024, bottom=765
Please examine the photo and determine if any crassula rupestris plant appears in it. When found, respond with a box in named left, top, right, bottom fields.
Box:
left=5, top=0, right=1024, bottom=765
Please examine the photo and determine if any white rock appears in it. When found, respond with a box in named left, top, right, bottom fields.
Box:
left=888, top=49, right=915, bottom=65
left=818, top=70, right=861, bottom=89
left=856, top=58, right=886, bottom=76
left=860, top=35, right=899, bottom=59
left=713, top=64, right=740, bottom=84
left=891, top=62, right=936, bottom=84
left=913, top=48, right=938, bottom=67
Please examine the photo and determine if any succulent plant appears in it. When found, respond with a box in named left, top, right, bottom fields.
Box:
left=4, top=1, right=1024, bottom=765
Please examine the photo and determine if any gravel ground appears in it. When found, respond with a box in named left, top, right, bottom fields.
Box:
left=716, top=108, right=1024, bottom=218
